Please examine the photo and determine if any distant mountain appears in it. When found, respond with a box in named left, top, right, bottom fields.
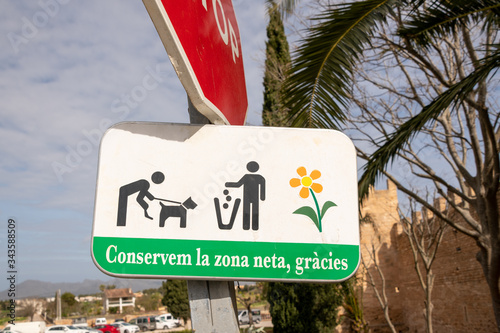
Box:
left=0, top=278, right=163, bottom=299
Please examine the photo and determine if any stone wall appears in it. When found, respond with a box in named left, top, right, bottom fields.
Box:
left=358, top=180, right=496, bottom=332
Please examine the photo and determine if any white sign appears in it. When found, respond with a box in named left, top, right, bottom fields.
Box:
left=92, top=122, right=359, bottom=282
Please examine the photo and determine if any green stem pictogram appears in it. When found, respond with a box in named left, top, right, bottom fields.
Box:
left=310, top=188, right=322, bottom=232
left=293, top=193, right=337, bottom=232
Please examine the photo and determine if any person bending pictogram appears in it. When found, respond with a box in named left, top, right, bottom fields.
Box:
left=116, top=171, right=165, bottom=226
left=225, top=161, right=265, bottom=230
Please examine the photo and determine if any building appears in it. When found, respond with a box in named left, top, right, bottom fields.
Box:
left=103, top=288, right=135, bottom=314
left=358, top=180, right=496, bottom=332
left=77, top=295, right=102, bottom=302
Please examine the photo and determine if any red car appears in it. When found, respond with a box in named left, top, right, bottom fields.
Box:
left=95, top=325, right=120, bottom=333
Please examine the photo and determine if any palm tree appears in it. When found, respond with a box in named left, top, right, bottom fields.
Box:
left=277, top=0, right=500, bottom=330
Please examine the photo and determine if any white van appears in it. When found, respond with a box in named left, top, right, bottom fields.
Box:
left=4, top=321, right=46, bottom=333
left=95, top=318, right=107, bottom=325
left=155, top=314, right=180, bottom=329
left=238, top=310, right=261, bottom=324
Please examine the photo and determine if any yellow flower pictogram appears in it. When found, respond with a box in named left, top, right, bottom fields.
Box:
left=289, top=166, right=323, bottom=198
left=290, top=166, right=336, bottom=232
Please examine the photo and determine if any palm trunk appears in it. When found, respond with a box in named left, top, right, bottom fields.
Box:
left=476, top=187, right=500, bottom=332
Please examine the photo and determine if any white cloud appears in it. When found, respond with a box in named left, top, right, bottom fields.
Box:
left=0, top=0, right=268, bottom=289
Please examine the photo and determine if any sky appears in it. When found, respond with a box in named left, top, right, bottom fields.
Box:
left=0, top=0, right=270, bottom=289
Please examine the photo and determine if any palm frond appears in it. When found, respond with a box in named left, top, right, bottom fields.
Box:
left=358, top=46, right=500, bottom=201
left=282, top=0, right=399, bottom=129
left=399, top=0, right=500, bottom=46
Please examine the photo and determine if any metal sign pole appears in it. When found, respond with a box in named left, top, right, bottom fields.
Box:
left=187, top=98, right=240, bottom=332
left=188, top=280, right=239, bottom=332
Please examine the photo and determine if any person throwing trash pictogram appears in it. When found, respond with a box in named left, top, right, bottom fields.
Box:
left=225, top=161, right=266, bottom=230
left=116, top=171, right=165, bottom=226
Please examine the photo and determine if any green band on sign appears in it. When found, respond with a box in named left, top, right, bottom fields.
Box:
left=92, top=236, right=359, bottom=282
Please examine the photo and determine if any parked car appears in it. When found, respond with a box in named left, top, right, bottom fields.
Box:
left=45, top=325, right=88, bottom=333
left=79, top=328, right=99, bottom=333
left=113, top=320, right=125, bottom=324
left=110, top=323, right=139, bottom=333
left=72, top=318, right=88, bottom=328
left=94, top=325, right=119, bottom=333
left=238, top=309, right=261, bottom=324
left=134, top=317, right=157, bottom=332
left=156, top=314, right=180, bottom=329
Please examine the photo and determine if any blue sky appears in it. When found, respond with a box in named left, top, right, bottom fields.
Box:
left=0, top=0, right=269, bottom=288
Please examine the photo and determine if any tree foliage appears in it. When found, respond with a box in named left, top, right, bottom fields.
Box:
left=161, top=280, right=190, bottom=322
left=262, top=0, right=292, bottom=126
left=61, top=292, right=76, bottom=307
left=267, top=282, right=345, bottom=332
left=137, top=291, right=162, bottom=312
left=283, top=0, right=398, bottom=129
left=341, top=278, right=369, bottom=332
left=99, top=284, right=116, bottom=292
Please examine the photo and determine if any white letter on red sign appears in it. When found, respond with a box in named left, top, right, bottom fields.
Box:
left=213, top=0, right=228, bottom=45
left=228, top=20, right=239, bottom=63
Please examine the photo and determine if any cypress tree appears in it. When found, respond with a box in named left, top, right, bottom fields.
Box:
left=266, top=282, right=346, bottom=332
left=262, top=0, right=291, bottom=126
left=161, top=280, right=190, bottom=322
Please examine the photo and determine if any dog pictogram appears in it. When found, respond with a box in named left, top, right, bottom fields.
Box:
left=159, top=197, right=197, bottom=228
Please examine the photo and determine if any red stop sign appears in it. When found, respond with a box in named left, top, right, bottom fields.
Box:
left=143, top=0, right=248, bottom=125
